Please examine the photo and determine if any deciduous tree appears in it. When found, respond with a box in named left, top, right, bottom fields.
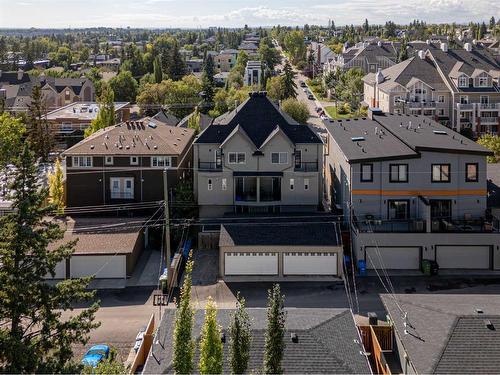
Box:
left=109, top=70, right=138, bottom=103
left=48, top=158, right=65, bottom=215
left=0, top=113, right=25, bottom=167
left=263, top=284, right=286, bottom=375
left=229, top=293, right=251, bottom=374
left=478, top=134, right=500, bottom=163
left=281, top=98, right=309, bottom=123
left=198, top=297, right=223, bottom=374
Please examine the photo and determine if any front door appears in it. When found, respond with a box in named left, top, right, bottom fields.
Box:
left=110, top=178, right=121, bottom=199
left=123, top=178, right=134, bottom=199
left=430, top=199, right=452, bottom=221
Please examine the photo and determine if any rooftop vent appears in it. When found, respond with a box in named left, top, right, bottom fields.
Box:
left=464, top=42, right=472, bottom=52
left=433, top=130, right=447, bottom=135
left=484, top=320, right=495, bottom=330
left=351, top=136, right=365, bottom=142
left=148, top=122, right=157, bottom=129
left=476, top=308, right=484, bottom=314
left=290, top=333, right=298, bottom=343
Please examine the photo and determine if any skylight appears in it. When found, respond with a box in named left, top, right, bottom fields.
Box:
left=351, top=137, right=365, bottom=142
left=433, top=130, right=447, bottom=135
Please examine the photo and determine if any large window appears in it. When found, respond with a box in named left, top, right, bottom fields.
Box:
left=110, top=177, right=134, bottom=199
left=458, top=75, right=468, bottom=88
left=477, top=75, right=489, bottom=87
left=151, top=156, right=172, bottom=167
left=388, top=200, right=410, bottom=220
left=389, top=164, right=408, bottom=183
left=466, top=163, right=478, bottom=182
left=228, top=152, right=246, bottom=164
left=432, top=164, right=451, bottom=182
left=72, top=156, right=92, bottom=167
left=271, top=152, right=288, bottom=164
left=360, top=164, right=373, bottom=182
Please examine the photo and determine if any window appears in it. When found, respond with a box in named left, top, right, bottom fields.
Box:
left=389, top=164, right=408, bottom=183
left=477, top=76, right=489, bottom=87
left=110, top=177, right=134, bottom=199
left=458, top=75, right=468, bottom=88
left=105, top=156, right=113, bottom=165
left=222, top=178, right=227, bottom=190
left=294, top=150, right=302, bottom=169
left=271, top=152, right=288, bottom=164
left=432, top=164, right=451, bottom=182
left=228, top=152, right=245, bottom=164
left=304, top=178, right=309, bottom=190
left=480, top=95, right=489, bottom=104
left=388, top=200, right=409, bottom=220
left=72, top=156, right=92, bottom=167
left=360, top=164, right=373, bottom=182
left=215, top=149, right=222, bottom=167
left=466, top=163, right=478, bottom=182
left=208, top=178, right=213, bottom=191
left=438, top=95, right=445, bottom=103
left=130, top=156, right=139, bottom=165
left=460, top=95, right=469, bottom=104
left=151, top=156, right=171, bottom=167
left=438, top=109, right=445, bottom=116
left=290, top=178, right=294, bottom=190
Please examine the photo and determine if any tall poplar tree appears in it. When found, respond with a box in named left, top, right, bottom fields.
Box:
left=84, top=83, right=115, bottom=137
left=172, top=256, right=195, bottom=374
left=0, top=146, right=100, bottom=373
left=229, top=293, right=251, bottom=374
left=263, top=284, right=286, bottom=374
left=48, top=158, right=65, bottom=215
left=153, top=55, right=163, bottom=84
left=198, top=297, right=223, bottom=374
left=26, top=85, right=52, bottom=162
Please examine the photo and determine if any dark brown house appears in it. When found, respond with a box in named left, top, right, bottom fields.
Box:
left=63, top=117, right=195, bottom=207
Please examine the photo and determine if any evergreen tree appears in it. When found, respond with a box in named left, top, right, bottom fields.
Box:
left=201, top=55, right=215, bottom=111
left=282, top=61, right=297, bottom=99
left=198, top=297, right=223, bottom=374
left=229, top=293, right=251, bottom=374
left=84, top=83, right=115, bottom=137
left=0, top=146, right=99, bottom=373
left=173, top=255, right=195, bottom=374
left=167, top=41, right=187, bottom=81
left=398, top=39, right=408, bottom=62
left=490, top=17, right=496, bottom=29
left=48, top=158, right=65, bottom=215
left=153, top=55, right=163, bottom=84
left=26, top=85, right=52, bottom=161
left=263, top=284, right=286, bottom=375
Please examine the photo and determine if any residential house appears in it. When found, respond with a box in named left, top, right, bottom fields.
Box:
left=238, top=41, right=259, bottom=56
left=46, top=101, right=130, bottom=150
left=363, top=42, right=500, bottom=136
left=214, top=49, right=238, bottom=72
left=96, top=57, right=121, bottom=72
left=63, top=118, right=195, bottom=207
left=214, top=71, right=229, bottom=85
left=186, top=58, right=203, bottom=73
left=383, top=293, right=500, bottom=374
left=0, top=69, right=95, bottom=112
left=324, top=110, right=499, bottom=271
left=244, top=61, right=263, bottom=86
left=193, top=91, right=323, bottom=217
left=143, top=308, right=371, bottom=374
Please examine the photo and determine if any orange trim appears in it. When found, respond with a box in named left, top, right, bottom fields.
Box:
left=352, top=189, right=486, bottom=196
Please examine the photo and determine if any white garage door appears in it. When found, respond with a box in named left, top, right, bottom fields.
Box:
left=436, top=245, right=490, bottom=269
left=284, top=252, right=338, bottom=275
left=366, top=247, right=421, bottom=270
left=70, top=255, right=126, bottom=279
left=224, top=252, right=278, bottom=276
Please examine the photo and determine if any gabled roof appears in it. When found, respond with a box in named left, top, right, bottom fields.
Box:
left=143, top=308, right=371, bottom=374
left=195, top=92, right=322, bottom=147
left=63, top=117, right=195, bottom=156
left=151, top=109, right=179, bottom=127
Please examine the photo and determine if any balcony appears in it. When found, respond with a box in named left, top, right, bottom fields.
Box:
left=294, top=161, right=319, bottom=172
left=431, top=217, right=499, bottom=233
left=478, top=103, right=500, bottom=110
left=198, top=161, right=222, bottom=172
left=353, top=216, right=426, bottom=233
left=479, top=117, right=499, bottom=125
left=456, top=103, right=474, bottom=111
left=110, top=191, right=134, bottom=200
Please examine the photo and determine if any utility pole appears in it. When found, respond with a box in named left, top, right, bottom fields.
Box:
left=163, top=168, right=171, bottom=286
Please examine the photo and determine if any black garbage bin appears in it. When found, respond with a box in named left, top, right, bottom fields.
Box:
left=429, top=260, right=439, bottom=276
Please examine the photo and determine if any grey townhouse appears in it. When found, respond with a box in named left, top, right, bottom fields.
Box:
left=324, top=109, right=500, bottom=271
left=193, top=91, right=324, bottom=218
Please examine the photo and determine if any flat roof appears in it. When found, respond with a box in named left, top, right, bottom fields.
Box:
left=324, top=117, right=418, bottom=162
left=46, top=101, right=129, bottom=120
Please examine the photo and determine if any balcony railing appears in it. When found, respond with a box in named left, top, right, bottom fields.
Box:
left=479, top=117, right=499, bottom=125
left=198, top=161, right=222, bottom=171
left=478, top=103, right=500, bottom=110
left=294, top=161, right=319, bottom=172
left=408, top=101, right=436, bottom=109
left=110, top=191, right=134, bottom=199
left=456, top=103, right=474, bottom=110
left=353, top=216, right=426, bottom=233
left=431, top=217, right=499, bottom=233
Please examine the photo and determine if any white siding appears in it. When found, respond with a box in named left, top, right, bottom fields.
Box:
left=224, top=252, right=278, bottom=275
left=283, top=252, right=337, bottom=275
left=436, top=245, right=491, bottom=269
left=70, top=255, right=126, bottom=279
left=366, top=246, right=421, bottom=270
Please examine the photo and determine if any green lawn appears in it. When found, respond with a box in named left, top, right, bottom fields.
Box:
left=324, top=106, right=355, bottom=120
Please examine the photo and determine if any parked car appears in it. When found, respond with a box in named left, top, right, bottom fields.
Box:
left=81, top=344, right=110, bottom=368
left=307, top=94, right=315, bottom=100
left=299, top=81, right=306, bottom=87
left=320, top=114, right=329, bottom=120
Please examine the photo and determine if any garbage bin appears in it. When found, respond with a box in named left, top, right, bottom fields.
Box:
left=429, top=260, right=439, bottom=276
left=421, top=259, right=431, bottom=276
left=358, top=259, right=366, bottom=276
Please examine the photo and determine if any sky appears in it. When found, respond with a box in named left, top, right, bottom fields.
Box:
left=0, top=0, right=498, bottom=28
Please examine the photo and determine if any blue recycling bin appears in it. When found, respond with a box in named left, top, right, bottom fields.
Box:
left=358, top=259, right=366, bottom=276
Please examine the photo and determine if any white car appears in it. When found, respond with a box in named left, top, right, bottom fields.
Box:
left=320, top=114, right=329, bottom=120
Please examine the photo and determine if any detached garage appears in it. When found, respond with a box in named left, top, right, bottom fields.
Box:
left=46, top=216, right=145, bottom=280
left=436, top=245, right=491, bottom=269
left=219, top=222, right=343, bottom=280
left=365, top=246, right=421, bottom=270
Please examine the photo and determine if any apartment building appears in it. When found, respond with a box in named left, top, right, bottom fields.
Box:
left=193, top=91, right=323, bottom=218
left=324, top=110, right=499, bottom=271
left=244, top=61, right=263, bottom=86
left=214, top=49, right=238, bottom=72
left=46, top=101, right=130, bottom=150
left=363, top=42, right=500, bottom=136
left=63, top=118, right=195, bottom=207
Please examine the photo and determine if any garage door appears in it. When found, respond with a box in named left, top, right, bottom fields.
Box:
left=366, top=247, right=421, bottom=270
left=284, top=252, right=338, bottom=275
left=436, top=245, right=490, bottom=269
left=224, top=252, right=278, bottom=276
left=70, top=255, right=127, bottom=279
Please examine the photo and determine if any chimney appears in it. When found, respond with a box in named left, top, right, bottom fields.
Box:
left=375, top=69, right=384, bottom=84
left=418, top=50, right=425, bottom=60
left=17, top=68, right=23, bottom=81
left=464, top=42, right=472, bottom=52
left=441, top=42, right=448, bottom=52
